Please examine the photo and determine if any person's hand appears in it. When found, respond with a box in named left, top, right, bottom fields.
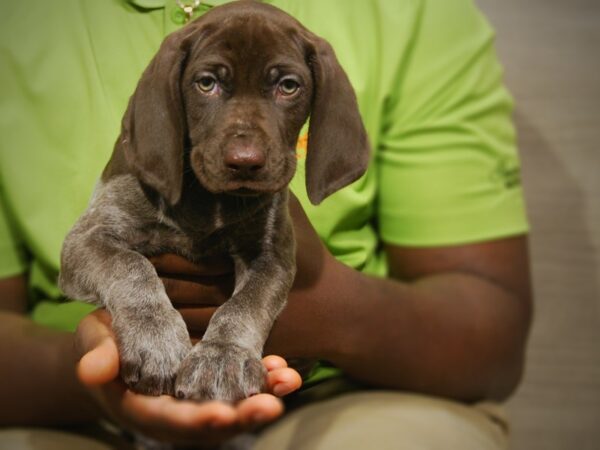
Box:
left=149, top=254, right=235, bottom=342
left=74, top=309, right=302, bottom=446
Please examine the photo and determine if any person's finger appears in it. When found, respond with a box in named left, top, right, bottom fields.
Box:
left=261, top=355, right=302, bottom=397
left=75, top=310, right=120, bottom=386
left=262, top=355, right=289, bottom=371
left=120, top=391, right=238, bottom=430
left=267, top=368, right=302, bottom=397
left=100, top=383, right=241, bottom=444
left=124, top=394, right=244, bottom=444
left=236, top=394, right=285, bottom=427
left=78, top=337, right=120, bottom=386
left=150, top=254, right=233, bottom=277
left=162, top=277, right=233, bottom=306
left=74, top=309, right=113, bottom=355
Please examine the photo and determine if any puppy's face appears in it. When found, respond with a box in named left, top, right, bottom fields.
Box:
left=118, top=1, right=369, bottom=206
left=182, top=18, right=313, bottom=195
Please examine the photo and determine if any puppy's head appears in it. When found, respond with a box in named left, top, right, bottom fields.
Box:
left=119, top=1, right=369, bottom=206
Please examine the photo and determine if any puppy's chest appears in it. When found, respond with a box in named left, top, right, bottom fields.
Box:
left=130, top=222, right=230, bottom=260
left=98, top=175, right=275, bottom=260
left=130, top=203, right=273, bottom=261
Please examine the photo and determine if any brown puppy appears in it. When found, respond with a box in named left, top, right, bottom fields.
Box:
left=60, top=1, right=369, bottom=403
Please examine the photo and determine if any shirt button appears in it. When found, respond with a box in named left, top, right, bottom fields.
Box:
left=170, top=1, right=213, bottom=25
left=171, top=6, right=187, bottom=24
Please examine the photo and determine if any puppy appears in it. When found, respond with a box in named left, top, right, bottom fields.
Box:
left=60, top=0, right=369, bottom=403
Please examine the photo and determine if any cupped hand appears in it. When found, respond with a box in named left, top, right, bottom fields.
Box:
left=74, top=309, right=302, bottom=445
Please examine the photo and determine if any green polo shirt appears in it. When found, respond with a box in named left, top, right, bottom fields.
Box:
left=0, top=0, right=527, bottom=356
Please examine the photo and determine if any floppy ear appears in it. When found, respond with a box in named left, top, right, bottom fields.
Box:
left=305, top=37, right=370, bottom=205
left=118, top=28, right=197, bottom=206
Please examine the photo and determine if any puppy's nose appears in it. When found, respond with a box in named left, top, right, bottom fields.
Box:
left=224, top=146, right=266, bottom=174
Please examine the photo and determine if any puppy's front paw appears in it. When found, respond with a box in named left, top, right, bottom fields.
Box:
left=113, top=306, right=192, bottom=396
left=174, top=341, right=266, bottom=403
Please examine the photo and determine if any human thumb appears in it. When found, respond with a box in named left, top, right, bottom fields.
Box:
left=75, top=310, right=120, bottom=386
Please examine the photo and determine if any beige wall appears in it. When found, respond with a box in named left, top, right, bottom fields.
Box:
left=476, top=1, right=600, bottom=449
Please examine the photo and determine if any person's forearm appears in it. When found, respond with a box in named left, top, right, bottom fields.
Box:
left=267, top=254, right=531, bottom=402
left=0, top=312, right=101, bottom=425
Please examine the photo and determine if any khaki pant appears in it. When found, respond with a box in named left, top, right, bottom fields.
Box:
left=255, top=391, right=508, bottom=450
left=0, top=387, right=508, bottom=449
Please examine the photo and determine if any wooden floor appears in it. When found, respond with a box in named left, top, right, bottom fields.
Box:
left=476, top=1, right=600, bottom=448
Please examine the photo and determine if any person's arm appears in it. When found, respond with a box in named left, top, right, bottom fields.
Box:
left=266, top=202, right=532, bottom=403
left=166, top=198, right=532, bottom=403
left=0, top=275, right=99, bottom=425
left=277, top=0, right=531, bottom=402
left=0, top=273, right=301, bottom=445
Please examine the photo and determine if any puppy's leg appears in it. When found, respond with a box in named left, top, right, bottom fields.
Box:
left=175, top=196, right=296, bottom=403
left=175, top=248, right=295, bottom=402
left=60, top=223, right=191, bottom=395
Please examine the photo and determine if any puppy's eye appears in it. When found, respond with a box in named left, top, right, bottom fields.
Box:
left=196, top=76, right=218, bottom=93
left=277, top=78, right=300, bottom=96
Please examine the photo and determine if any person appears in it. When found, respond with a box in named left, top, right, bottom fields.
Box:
left=0, top=0, right=532, bottom=448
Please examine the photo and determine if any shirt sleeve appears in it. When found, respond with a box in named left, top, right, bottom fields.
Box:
left=0, top=189, right=28, bottom=277
left=377, top=0, right=528, bottom=247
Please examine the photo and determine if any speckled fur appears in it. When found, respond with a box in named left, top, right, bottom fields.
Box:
left=59, top=0, right=368, bottom=407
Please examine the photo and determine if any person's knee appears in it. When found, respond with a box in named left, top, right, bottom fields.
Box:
left=255, top=391, right=508, bottom=450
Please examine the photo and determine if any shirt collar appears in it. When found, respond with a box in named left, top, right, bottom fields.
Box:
left=128, top=0, right=237, bottom=9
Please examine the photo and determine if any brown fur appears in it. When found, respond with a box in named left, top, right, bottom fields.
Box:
left=60, top=0, right=369, bottom=403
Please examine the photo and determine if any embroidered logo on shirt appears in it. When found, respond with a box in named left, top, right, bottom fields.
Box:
left=493, top=156, right=521, bottom=189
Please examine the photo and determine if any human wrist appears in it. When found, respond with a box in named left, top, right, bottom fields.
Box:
left=0, top=312, right=104, bottom=425
left=265, top=250, right=363, bottom=362
left=314, top=255, right=371, bottom=362
left=55, top=331, right=104, bottom=422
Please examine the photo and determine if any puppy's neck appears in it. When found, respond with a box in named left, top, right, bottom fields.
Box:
left=145, top=176, right=281, bottom=235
